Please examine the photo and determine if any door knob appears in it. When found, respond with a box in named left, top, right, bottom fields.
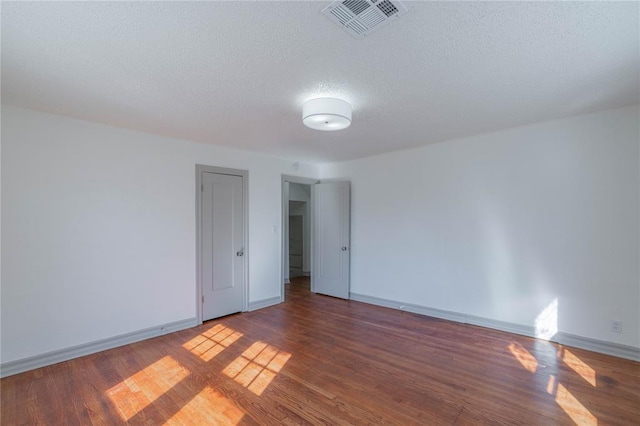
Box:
left=341, top=247, right=348, bottom=251
left=236, top=251, right=244, bottom=257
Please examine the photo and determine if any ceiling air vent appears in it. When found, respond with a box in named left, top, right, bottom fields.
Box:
left=321, top=0, right=408, bottom=39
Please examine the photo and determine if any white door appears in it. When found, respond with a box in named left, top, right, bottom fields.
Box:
left=201, top=172, right=244, bottom=320
left=314, top=182, right=350, bottom=299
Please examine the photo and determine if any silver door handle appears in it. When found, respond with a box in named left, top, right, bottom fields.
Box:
left=236, top=251, right=244, bottom=257
left=341, top=247, right=348, bottom=251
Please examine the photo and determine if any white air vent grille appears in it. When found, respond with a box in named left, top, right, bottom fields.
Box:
left=376, top=0, right=399, bottom=17
left=330, top=6, right=352, bottom=25
left=343, top=0, right=370, bottom=15
left=359, top=9, right=386, bottom=28
left=321, top=0, right=408, bottom=39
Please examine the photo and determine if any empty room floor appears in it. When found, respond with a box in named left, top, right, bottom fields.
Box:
left=2, top=278, right=639, bottom=425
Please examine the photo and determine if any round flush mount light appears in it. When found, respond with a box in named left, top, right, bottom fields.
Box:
left=302, top=98, right=352, bottom=131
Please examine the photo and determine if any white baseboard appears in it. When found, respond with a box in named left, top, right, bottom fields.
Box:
left=555, top=332, right=640, bottom=361
left=0, top=317, right=198, bottom=378
left=303, top=271, right=311, bottom=277
left=350, top=293, right=640, bottom=362
left=248, top=296, right=281, bottom=311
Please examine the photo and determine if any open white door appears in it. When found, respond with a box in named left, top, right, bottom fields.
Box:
left=314, top=181, right=350, bottom=299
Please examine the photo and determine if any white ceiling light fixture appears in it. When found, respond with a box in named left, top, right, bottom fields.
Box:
left=302, top=98, right=352, bottom=131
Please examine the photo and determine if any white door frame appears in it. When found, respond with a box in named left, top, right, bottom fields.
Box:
left=281, top=175, right=318, bottom=301
left=196, top=164, right=249, bottom=324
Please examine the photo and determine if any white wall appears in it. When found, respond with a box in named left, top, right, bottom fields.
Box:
left=320, top=105, right=640, bottom=348
left=3, top=104, right=638, bottom=366
left=0, top=106, right=319, bottom=363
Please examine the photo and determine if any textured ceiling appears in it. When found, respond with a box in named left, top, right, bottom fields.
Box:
left=2, top=1, right=638, bottom=163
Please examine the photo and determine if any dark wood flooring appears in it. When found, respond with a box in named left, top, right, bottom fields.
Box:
left=2, top=276, right=639, bottom=425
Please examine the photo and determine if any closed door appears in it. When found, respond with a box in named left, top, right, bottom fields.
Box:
left=289, top=215, right=303, bottom=278
left=314, top=182, right=350, bottom=299
left=201, top=171, right=244, bottom=320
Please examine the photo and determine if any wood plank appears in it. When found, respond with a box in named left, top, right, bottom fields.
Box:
left=1, top=277, right=638, bottom=425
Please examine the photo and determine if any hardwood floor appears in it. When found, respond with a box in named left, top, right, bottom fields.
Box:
left=2, top=277, right=639, bottom=425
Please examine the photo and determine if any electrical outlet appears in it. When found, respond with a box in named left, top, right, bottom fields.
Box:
left=611, top=320, right=622, bottom=333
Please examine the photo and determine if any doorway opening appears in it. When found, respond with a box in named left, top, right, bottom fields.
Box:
left=281, top=176, right=351, bottom=302
left=287, top=276, right=311, bottom=300
left=288, top=193, right=310, bottom=279
left=282, top=176, right=317, bottom=301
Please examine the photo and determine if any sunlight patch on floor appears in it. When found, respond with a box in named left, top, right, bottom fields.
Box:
left=164, top=386, right=245, bottom=425
left=555, top=383, right=598, bottom=425
left=508, top=342, right=538, bottom=373
left=562, top=349, right=596, bottom=387
left=182, top=324, right=243, bottom=362
left=223, top=341, right=292, bottom=396
left=546, top=375, right=556, bottom=394
left=511, top=344, right=599, bottom=424
left=106, top=356, right=189, bottom=421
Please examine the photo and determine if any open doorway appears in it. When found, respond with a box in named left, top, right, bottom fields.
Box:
left=288, top=185, right=311, bottom=279
left=282, top=176, right=317, bottom=301
left=288, top=202, right=306, bottom=279
left=281, top=176, right=351, bottom=303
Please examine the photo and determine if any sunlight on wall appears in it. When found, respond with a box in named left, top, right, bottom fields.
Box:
left=555, top=383, right=598, bottom=425
left=106, top=356, right=190, bottom=421
left=182, top=324, right=244, bottom=362
left=166, top=386, right=245, bottom=425
left=563, top=349, right=596, bottom=387
left=223, top=341, right=292, bottom=396
left=535, top=298, right=558, bottom=340
left=508, top=342, right=538, bottom=373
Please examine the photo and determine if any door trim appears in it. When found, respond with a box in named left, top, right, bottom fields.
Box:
left=281, top=175, right=318, bottom=302
left=196, top=164, right=249, bottom=324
